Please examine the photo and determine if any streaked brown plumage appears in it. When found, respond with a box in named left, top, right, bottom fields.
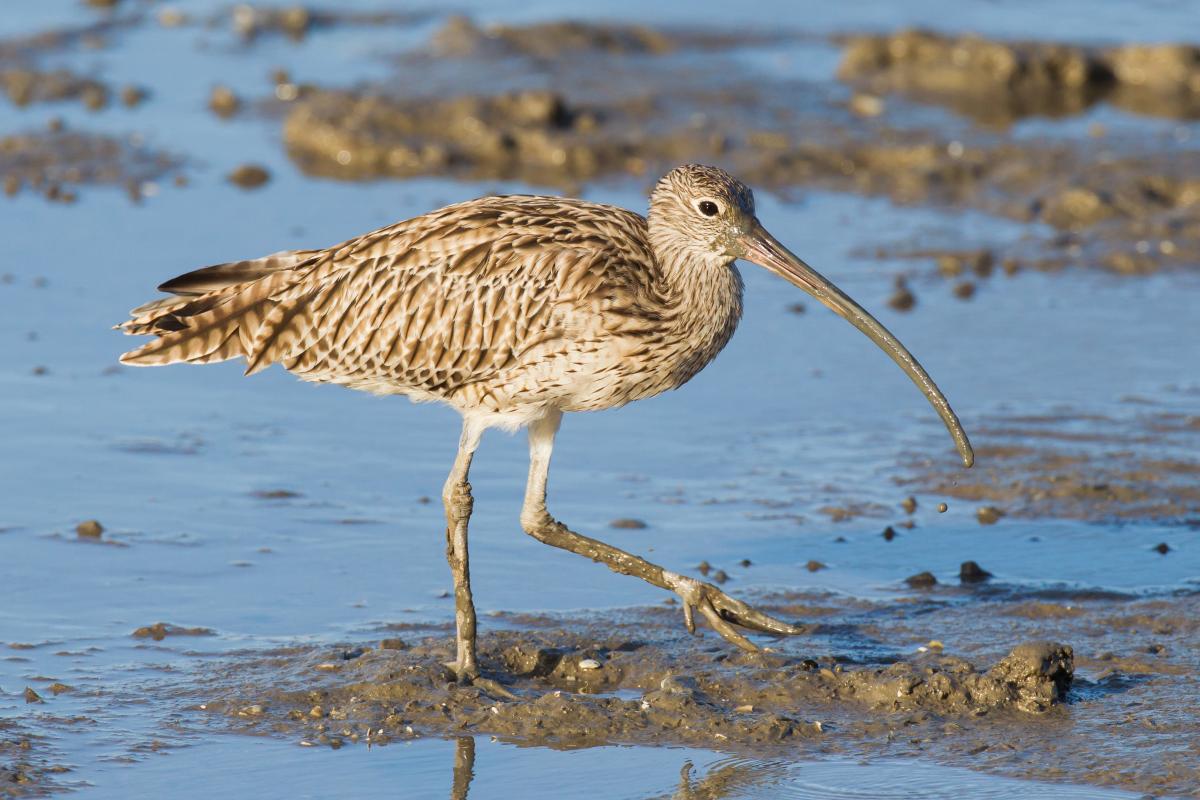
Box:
left=119, top=164, right=972, bottom=680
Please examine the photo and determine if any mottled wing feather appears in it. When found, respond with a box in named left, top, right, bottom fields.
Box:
left=118, top=196, right=663, bottom=404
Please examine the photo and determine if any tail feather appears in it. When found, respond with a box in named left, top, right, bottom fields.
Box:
left=156, top=249, right=319, bottom=295
left=118, top=251, right=317, bottom=368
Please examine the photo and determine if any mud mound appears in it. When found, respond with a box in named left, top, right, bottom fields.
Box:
left=839, top=29, right=1200, bottom=123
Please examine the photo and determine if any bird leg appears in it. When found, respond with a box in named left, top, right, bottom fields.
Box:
left=442, top=420, right=483, bottom=682
left=519, top=411, right=804, bottom=651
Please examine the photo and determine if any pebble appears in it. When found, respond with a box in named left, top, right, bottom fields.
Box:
left=1153, top=542, right=1170, bottom=555
left=900, top=496, right=917, bottom=514
left=953, top=281, right=976, bottom=299
left=209, top=85, right=241, bottom=118
left=849, top=92, right=884, bottom=117
left=380, top=638, right=407, bottom=650
left=23, top=687, right=43, bottom=704
left=712, top=569, right=729, bottom=585
left=609, top=518, right=647, bottom=529
left=905, top=571, right=937, bottom=588
left=976, top=506, right=1004, bottom=525
left=696, top=560, right=711, bottom=576
left=739, top=558, right=752, bottom=567
left=887, top=280, right=916, bottom=312
left=578, top=658, right=601, bottom=671
left=120, top=85, right=147, bottom=108
left=882, top=525, right=897, bottom=541
left=76, top=519, right=104, bottom=538
left=805, top=560, right=826, bottom=572
left=228, top=164, right=271, bottom=189
left=937, top=502, right=948, bottom=513
left=959, top=560, right=993, bottom=583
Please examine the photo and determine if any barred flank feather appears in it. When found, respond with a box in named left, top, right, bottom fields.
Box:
left=117, top=184, right=742, bottom=415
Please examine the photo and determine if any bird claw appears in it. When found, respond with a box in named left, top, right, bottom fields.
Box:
left=663, top=570, right=804, bottom=652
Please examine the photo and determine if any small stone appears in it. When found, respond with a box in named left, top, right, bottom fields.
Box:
left=1153, top=542, right=1170, bottom=554
left=805, top=560, right=826, bottom=572
left=739, top=558, right=752, bottom=567
left=341, top=647, right=365, bottom=660
left=900, top=496, right=917, bottom=514
left=953, top=281, right=976, bottom=300
left=937, top=502, right=948, bottom=513
left=887, top=281, right=916, bottom=312
left=712, top=569, right=729, bottom=584
left=609, top=518, right=647, bottom=529
left=380, top=638, right=407, bottom=650
left=228, top=164, right=271, bottom=189
left=787, top=302, right=806, bottom=314
left=81, top=85, right=109, bottom=111
left=959, top=560, right=992, bottom=583
left=906, top=571, right=937, bottom=588
left=882, top=526, right=897, bottom=541
left=976, top=506, right=1004, bottom=525
left=697, top=561, right=711, bottom=576
left=48, top=683, right=72, bottom=695
left=23, top=687, right=43, bottom=704
left=76, top=519, right=104, bottom=538
left=849, top=92, right=884, bottom=117
left=209, top=85, right=240, bottom=118
left=120, top=85, right=147, bottom=107
left=578, top=658, right=601, bottom=670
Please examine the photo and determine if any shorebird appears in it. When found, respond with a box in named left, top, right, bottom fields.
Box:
left=119, top=164, right=972, bottom=680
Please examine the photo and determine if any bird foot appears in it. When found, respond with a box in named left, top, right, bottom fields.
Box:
left=443, top=659, right=479, bottom=684
left=661, top=570, right=804, bottom=652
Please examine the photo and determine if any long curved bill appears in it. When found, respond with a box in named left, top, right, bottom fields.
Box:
left=739, top=221, right=974, bottom=468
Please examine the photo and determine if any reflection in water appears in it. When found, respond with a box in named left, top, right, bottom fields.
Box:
left=451, top=736, right=475, bottom=800
left=444, top=739, right=781, bottom=800
left=652, top=758, right=788, bottom=800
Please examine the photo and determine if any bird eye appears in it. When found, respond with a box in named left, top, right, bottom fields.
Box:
left=698, top=200, right=719, bottom=217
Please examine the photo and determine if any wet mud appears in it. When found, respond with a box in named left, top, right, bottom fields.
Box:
left=900, top=409, right=1200, bottom=525
left=276, top=18, right=1200, bottom=275
left=0, top=124, right=181, bottom=203
left=198, top=589, right=1199, bottom=796
left=3, top=6, right=1199, bottom=798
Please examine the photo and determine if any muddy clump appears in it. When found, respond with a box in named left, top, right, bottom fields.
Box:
left=132, top=622, right=215, bottom=641
left=0, top=69, right=126, bottom=111
left=433, top=16, right=674, bottom=59
left=839, top=29, right=1111, bottom=124
left=838, top=29, right=1200, bottom=123
left=0, top=126, right=182, bottom=204
left=283, top=88, right=716, bottom=188
left=223, top=5, right=427, bottom=42
left=210, top=629, right=1071, bottom=752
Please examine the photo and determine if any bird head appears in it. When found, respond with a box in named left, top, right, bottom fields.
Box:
left=650, top=163, right=974, bottom=468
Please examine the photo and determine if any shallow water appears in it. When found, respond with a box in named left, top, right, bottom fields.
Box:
left=70, top=736, right=1148, bottom=799
left=2, top=1, right=1198, bottom=797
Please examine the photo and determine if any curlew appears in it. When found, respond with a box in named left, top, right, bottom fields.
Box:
left=118, top=164, right=973, bottom=680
